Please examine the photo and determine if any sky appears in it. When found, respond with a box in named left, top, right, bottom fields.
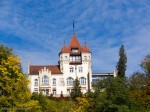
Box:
left=0, top=0, right=150, bottom=76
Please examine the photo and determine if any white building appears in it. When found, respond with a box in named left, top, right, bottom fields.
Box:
left=28, top=34, right=92, bottom=97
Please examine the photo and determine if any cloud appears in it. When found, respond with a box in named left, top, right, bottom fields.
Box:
left=0, top=0, right=150, bottom=76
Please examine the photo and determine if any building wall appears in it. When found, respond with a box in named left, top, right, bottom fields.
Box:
left=59, top=52, right=92, bottom=95
left=28, top=51, right=92, bottom=97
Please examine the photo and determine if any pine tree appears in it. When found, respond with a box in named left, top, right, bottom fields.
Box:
left=116, top=45, right=127, bottom=77
left=70, top=78, right=82, bottom=100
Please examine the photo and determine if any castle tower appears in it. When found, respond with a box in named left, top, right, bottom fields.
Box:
left=59, top=34, right=92, bottom=93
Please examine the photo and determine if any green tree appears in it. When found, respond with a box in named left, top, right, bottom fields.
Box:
left=0, top=45, right=12, bottom=63
left=116, top=45, right=127, bottom=77
left=91, top=77, right=134, bottom=112
left=70, top=77, right=82, bottom=100
left=0, top=45, right=40, bottom=111
left=129, top=72, right=150, bottom=111
left=141, top=55, right=150, bottom=76
left=31, top=93, right=55, bottom=112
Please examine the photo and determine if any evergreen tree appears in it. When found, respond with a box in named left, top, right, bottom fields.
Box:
left=116, top=45, right=127, bottom=77
left=141, top=55, right=150, bottom=76
left=70, top=78, right=82, bottom=100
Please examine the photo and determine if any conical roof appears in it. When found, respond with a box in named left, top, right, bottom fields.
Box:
left=82, top=44, right=91, bottom=52
left=68, top=34, right=82, bottom=50
left=60, top=44, right=69, bottom=53
left=60, top=34, right=91, bottom=54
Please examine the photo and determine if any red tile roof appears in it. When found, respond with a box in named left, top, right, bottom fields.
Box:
left=60, top=44, right=69, bottom=53
left=60, top=34, right=91, bottom=53
left=82, top=44, right=91, bottom=52
left=29, top=65, right=62, bottom=75
left=68, top=34, right=82, bottom=50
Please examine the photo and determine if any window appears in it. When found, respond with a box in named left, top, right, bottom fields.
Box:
left=80, top=77, right=86, bottom=85
left=76, top=56, right=81, bottom=62
left=53, top=90, right=56, bottom=96
left=42, top=75, right=49, bottom=85
left=72, top=48, right=78, bottom=53
left=79, top=66, right=83, bottom=73
left=53, top=78, right=56, bottom=86
left=70, top=56, right=81, bottom=62
left=67, top=77, right=74, bottom=85
left=34, top=79, right=38, bottom=86
left=70, top=67, right=74, bottom=72
left=65, top=56, right=68, bottom=60
left=34, top=90, right=38, bottom=93
left=67, top=89, right=70, bottom=94
left=84, top=56, right=87, bottom=60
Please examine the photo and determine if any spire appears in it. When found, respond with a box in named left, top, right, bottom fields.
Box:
left=82, top=43, right=91, bottom=52
left=84, top=39, right=86, bottom=44
left=68, top=33, right=82, bottom=50
left=60, top=44, right=69, bottom=53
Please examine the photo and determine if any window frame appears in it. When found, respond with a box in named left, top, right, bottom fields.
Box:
left=42, top=75, right=49, bottom=85
left=34, top=79, right=38, bottom=86
left=79, top=66, right=83, bottom=73
left=67, top=77, right=74, bottom=85
left=70, top=67, right=74, bottom=73
left=53, top=78, right=56, bottom=86
left=80, top=77, right=86, bottom=85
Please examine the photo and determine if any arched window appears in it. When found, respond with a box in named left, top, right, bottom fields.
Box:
left=34, top=79, right=38, bottom=86
left=53, top=78, right=56, bottom=86
left=70, top=67, right=74, bottom=73
left=42, top=75, right=49, bottom=85
left=79, top=66, right=83, bottom=73
left=67, top=77, right=74, bottom=85
left=80, top=77, right=86, bottom=85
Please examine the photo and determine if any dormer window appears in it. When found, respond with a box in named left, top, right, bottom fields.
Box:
left=71, top=48, right=78, bottom=53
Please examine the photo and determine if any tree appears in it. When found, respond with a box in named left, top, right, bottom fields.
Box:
left=129, top=72, right=150, bottom=110
left=0, top=45, right=40, bottom=111
left=0, top=45, right=12, bottom=63
left=116, top=45, right=127, bottom=77
left=91, top=77, right=134, bottom=112
left=70, top=78, right=82, bottom=100
left=141, top=55, right=150, bottom=76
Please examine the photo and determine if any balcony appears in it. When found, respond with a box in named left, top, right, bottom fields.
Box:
left=70, top=61, right=82, bottom=65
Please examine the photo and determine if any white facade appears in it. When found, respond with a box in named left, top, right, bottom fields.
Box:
left=28, top=34, right=92, bottom=97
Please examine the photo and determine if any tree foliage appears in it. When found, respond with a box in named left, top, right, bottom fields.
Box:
left=91, top=77, right=134, bottom=112
left=0, top=45, right=40, bottom=111
left=116, top=45, right=127, bottom=77
left=70, top=78, right=82, bottom=100
left=129, top=72, right=150, bottom=110
left=141, top=55, right=150, bottom=76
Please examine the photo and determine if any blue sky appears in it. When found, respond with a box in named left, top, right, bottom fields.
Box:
left=0, top=0, right=150, bottom=76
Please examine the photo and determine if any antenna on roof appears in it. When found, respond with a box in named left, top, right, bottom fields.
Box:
left=84, top=39, right=86, bottom=44
left=73, top=20, right=75, bottom=33
left=64, top=40, right=65, bottom=45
